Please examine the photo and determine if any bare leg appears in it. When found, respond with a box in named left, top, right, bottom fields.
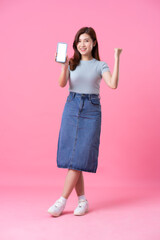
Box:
left=61, top=169, right=81, bottom=199
left=75, top=171, right=85, bottom=196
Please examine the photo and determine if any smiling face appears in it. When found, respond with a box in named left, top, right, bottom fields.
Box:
left=77, top=33, right=95, bottom=58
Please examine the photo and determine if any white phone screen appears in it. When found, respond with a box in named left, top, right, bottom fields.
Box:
left=56, top=42, right=67, bottom=63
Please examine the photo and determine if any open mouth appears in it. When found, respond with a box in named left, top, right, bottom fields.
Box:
left=80, top=48, right=87, bottom=52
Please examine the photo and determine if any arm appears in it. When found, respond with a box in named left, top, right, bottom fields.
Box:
left=57, top=54, right=70, bottom=88
left=102, top=48, right=122, bottom=89
left=58, top=65, right=70, bottom=87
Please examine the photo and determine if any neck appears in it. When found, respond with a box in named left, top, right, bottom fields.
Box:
left=81, top=56, right=94, bottom=61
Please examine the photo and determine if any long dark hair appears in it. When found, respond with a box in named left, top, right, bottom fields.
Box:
left=69, top=27, right=101, bottom=71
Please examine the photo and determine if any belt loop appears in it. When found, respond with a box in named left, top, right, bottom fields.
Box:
left=73, top=92, right=76, bottom=97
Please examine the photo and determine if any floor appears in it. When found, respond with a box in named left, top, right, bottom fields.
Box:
left=0, top=185, right=160, bottom=240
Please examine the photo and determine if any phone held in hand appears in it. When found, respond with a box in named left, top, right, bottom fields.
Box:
left=56, top=42, right=67, bottom=63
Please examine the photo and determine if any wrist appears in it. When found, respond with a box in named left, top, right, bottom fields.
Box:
left=61, top=64, right=68, bottom=71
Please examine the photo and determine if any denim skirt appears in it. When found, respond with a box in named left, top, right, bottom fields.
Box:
left=56, top=91, right=101, bottom=173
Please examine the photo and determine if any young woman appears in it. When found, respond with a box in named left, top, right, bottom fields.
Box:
left=48, top=27, right=122, bottom=217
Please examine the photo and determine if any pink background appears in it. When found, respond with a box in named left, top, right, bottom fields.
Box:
left=0, top=0, right=160, bottom=239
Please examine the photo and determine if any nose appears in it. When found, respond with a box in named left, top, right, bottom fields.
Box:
left=79, top=42, right=85, bottom=47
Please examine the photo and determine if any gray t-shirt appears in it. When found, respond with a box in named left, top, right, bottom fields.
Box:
left=68, top=58, right=110, bottom=94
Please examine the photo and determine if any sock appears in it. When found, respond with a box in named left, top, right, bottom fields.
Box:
left=59, top=196, right=67, bottom=204
left=78, top=194, right=86, bottom=201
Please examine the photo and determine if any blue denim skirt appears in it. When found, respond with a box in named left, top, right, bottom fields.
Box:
left=56, top=91, right=101, bottom=173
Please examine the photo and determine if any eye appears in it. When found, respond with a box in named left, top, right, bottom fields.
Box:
left=78, top=40, right=89, bottom=42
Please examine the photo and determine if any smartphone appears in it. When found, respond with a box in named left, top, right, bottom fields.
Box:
left=56, top=42, right=68, bottom=63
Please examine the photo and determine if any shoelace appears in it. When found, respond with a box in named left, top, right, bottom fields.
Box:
left=78, top=199, right=88, bottom=208
left=55, top=199, right=65, bottom=208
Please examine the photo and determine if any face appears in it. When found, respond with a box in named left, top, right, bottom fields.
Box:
left=77, top=33, right=95, bottom=56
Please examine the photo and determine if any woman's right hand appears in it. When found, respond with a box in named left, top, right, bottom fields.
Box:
left=54, top=52, right=69, bottom=68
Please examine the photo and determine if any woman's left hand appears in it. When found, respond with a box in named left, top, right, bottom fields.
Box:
left=114, top=48, right=123, bottom=59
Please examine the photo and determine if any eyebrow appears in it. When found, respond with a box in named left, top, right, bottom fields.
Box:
left=79, top=38, right=89, bottom=40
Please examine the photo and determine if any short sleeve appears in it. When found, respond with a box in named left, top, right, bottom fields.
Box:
left=100, top=61, right=110, bottom=75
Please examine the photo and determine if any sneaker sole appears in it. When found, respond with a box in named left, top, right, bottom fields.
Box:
left=48, top=210, right=62, bottom=217
left=74, top=208, right=89, bottom=216
left=48, top=206, right=65, bottom=217
left=47, top=203, right=66, bottom=217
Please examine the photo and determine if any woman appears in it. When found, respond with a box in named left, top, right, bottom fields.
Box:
left=48, top=27, right=122, bottom=217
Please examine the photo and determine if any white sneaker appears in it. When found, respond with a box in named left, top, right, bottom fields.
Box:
left=48, top=198, right=66, bottom=217
left=74, top=199, right=89, bottom=216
